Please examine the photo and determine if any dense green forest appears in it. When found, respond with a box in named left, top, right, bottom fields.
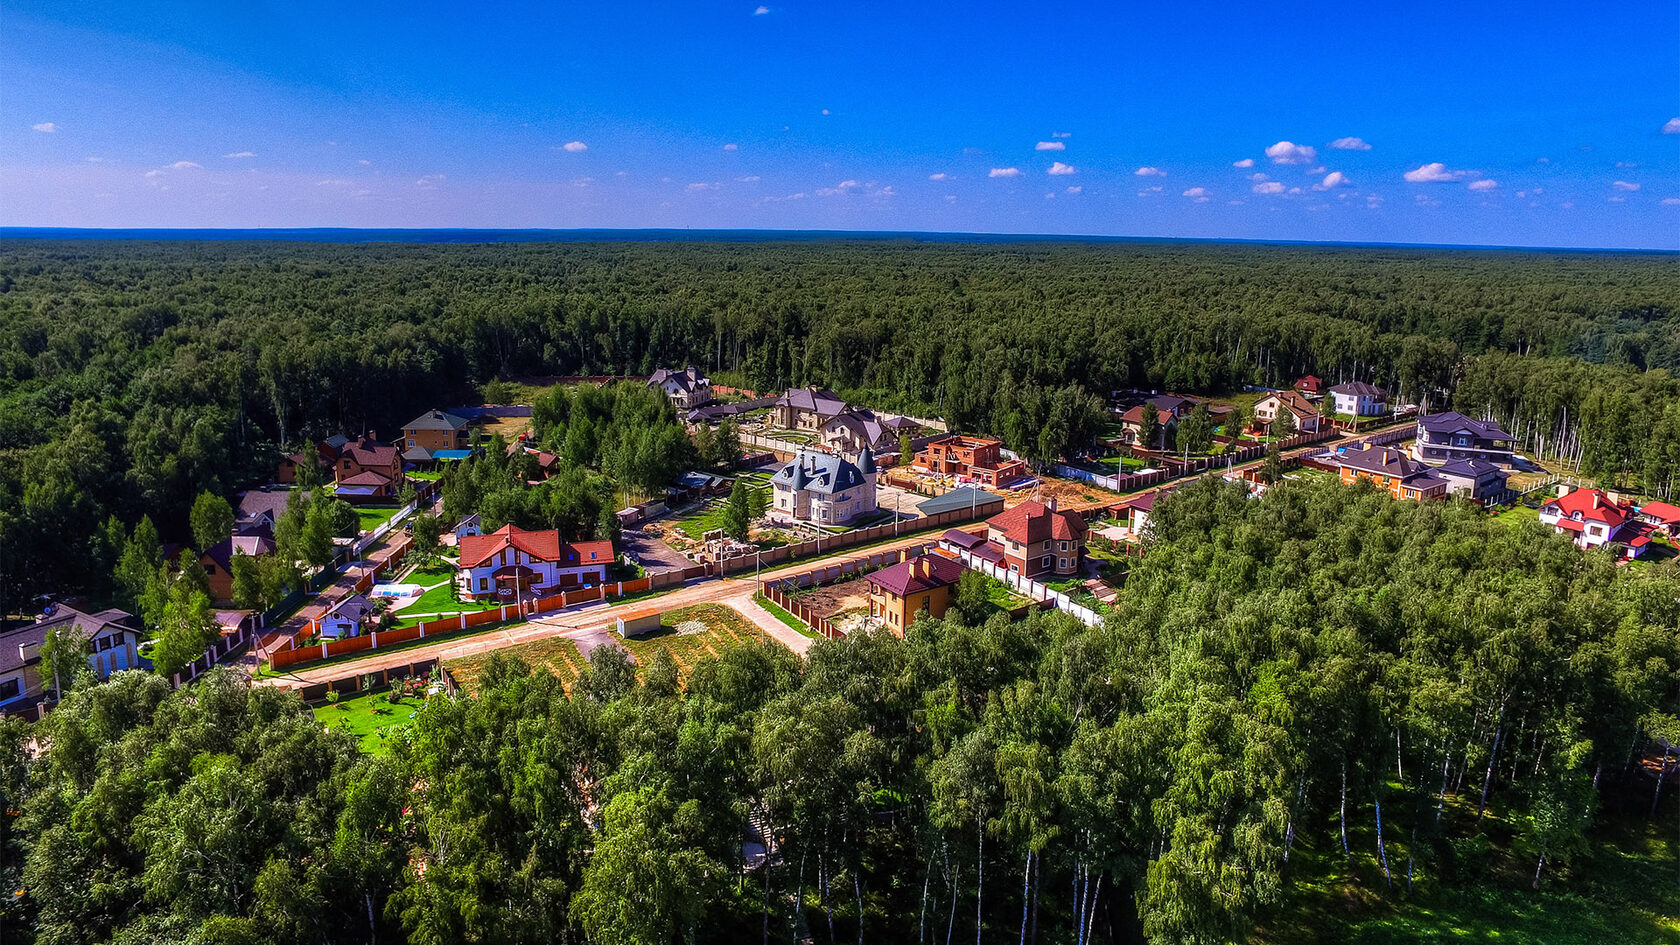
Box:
left=2, top=238, right=1678, bottom=614
left=2, top=478, right=1678, bottom=944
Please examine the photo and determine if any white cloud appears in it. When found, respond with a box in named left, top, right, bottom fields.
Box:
left=316, top=179, right=350, bottom=186
left=1047, top=162, right=1077, bottom=175
left=1329, top=136, right=1371, bottom=151
left=1252, top=181, right=1285, bottom=195
left=1615, top=161, right=1637, bottom=168
left=1467, top=179, right=1498, bottom=191
left=929, top=172, right=948, bottom=181
left=358, top=159, right=371, bottom=166
left=1403, top=162, right=1471, bottom=183
left=821, top=109, right=831, bottom=115
left=1608, top=196, right=1625, bottom=203
left=1044, top=192, right=1056, bottom=200
left=735, top=175, right=760, bottom=182
left=989, top=167, right=1021, bottom=178
left=1314, top=171, right=1351, bottom=190
left=224, top=151, right=256, bottom=158
left=1182, top=187, right=1210, bottom=202
left=687, top=181, right=720, bottom=191
left=1065, top=185, right=1081, bottom=194
left=1366, top=194, right=1384, bottom=208
left=32, top=122, right=57, bottom=133
left=169, top=160, right=202, bottom=170
left=1052, top=131, right=1072, bottom=138
left=1663, top=118, right=1680, bottom=134
left=1134, top=166, right=1166, bottom=177
left=144, top=170, right=163, bottom=179
left=1136, top=186, right=1163, bottom=197
left=754, top=4, right=770, bottom=12
left=723, top=143, right=738, bottom=151
left=1612, top=180, right=1640, bottom=191
left=415, top=174, right=446, bottom=188
left=1035, top=141, right=1066, bottom=151
left=561, top=141, right=588, bottom=152
left=84, top=156, right=103, bottom=163
left=1415, top=193, right=1440, bottom=207
left=1662, top=197, right=1680, bottom=206
left=1248, top=172, right=1270, bottom=182
left=1264, top=140, right=1317, bottom=165
left=1232, top=158, right=1254, bottom=168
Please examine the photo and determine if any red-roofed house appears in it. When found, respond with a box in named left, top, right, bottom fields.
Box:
left=459, top=524, right=615, bottom=598
left=867, top=554, right=966, bottom=634
left=335, top=435, right=402, bottom=486
left=337, top=470, right=396, bottom=503
left=1539, top=486, right=1648, bottom=558
left=1637, top=501, right=1680, bottom=538
left=984, top=499, right=1087, bottom=579
left=1293, top=375, right=1324, bottom=397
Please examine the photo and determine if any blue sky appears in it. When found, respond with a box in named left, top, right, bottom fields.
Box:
left=4, top=1, right=1677, bottom=248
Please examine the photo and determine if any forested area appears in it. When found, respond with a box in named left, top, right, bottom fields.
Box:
left=1, top=236, right=1676, bottom=610
left=2, top=477, right=1678, bottom=944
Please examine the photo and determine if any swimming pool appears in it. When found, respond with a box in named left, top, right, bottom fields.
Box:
left=371, top=584, right=424, bottom=598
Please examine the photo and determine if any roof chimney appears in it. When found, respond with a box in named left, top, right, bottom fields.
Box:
left=1046, top=496, right=1057, bottom=512
left=1591, top=492, right=1601, bottom=509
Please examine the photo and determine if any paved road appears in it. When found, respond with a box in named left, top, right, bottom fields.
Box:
left=259, top=529, right=943, bottom=688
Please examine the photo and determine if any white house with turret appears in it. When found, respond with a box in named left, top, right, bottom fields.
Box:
left=770, top=448, right=879, bottom=525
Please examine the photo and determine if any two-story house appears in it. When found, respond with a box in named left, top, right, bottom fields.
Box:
left=1, top=604, right=143, bottom=716
left=770, top=388, right=850, bottom=432
left=867, top=554, right=965, bottom=634
left=771, top=449, right=880, bottom=525
left=201, top=526, right=278, bottom=605
left=1433, top=459, right=1511, bottom=504
left=1328, top=381, right=1389, bottom=418
left=983, top=499, right=1087, bottom=580
left=822, top=408, right=921, bottom=456
left=1538, top=487, right=1651, bottom=558
left=402, top=411, right=474, bottom=455
left=649, top=367, right=715, bottom=410
left=1412, top=412, right=1516, bottom=466
left=1330, top=443, right=1450, bottom=501
left=459, top=524, right=615, bottom=599
left=914, top=434, right=1029, bottom=488
left=336, top=435, right=403, bottom=486
left=1252, top=390, right=1322, bottom=435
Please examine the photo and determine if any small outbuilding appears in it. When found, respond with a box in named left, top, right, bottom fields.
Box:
left=616, top=610, right=663, bottom=638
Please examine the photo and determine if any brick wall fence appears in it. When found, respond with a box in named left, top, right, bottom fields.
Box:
left=758, top=541, right=938, bottom=639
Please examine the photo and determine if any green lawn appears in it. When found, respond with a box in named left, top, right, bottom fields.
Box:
left=406, top=470, right=443, bottom=481
left=1493, top=504, right=1542, bottom=529
left=673, top=476, right=772, bottom=540
left=754, top=593, right=818, bottom=638
left=354, top=505, right=404, bottom=534
left=312, top=689, right=430, bottom=754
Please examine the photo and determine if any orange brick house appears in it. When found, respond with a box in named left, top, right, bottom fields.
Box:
left=334, top=435, right=403, bottom=486
left=1330, top=443, right=1449, bottom=501
left=401, top=410, right=474, bottom=454
left=914, top=434, right=1030, bottom=488
left=983, top=499, right=1087, bottom=579
left=867, top=554, right=965, bottom=634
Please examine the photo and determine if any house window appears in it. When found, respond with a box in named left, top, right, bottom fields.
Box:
left=0, top=678, right=19, bottom=701
left=1059, top=557, right=1068, bottom=570
left=1042, top=556, right=1052, bottom=570
left=1059, top=541, right=1069, bottom=552
left=479, top=578, right=489, bottom=592
left=205, top=564, right=216, bottom=574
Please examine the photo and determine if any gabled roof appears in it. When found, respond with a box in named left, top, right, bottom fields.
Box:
left=1640, top=501, right=1680, bottom=525
left=203, top=534, right=276, bottom=573
left=323, top=593, right=373, bottom=625
left=867, top=555, right=965, bottom=598
left=772, top=451, right=870, bottom=496
left=402, top=445, right=434, bottom=462
left=0, top=605, right=139, bottom=677
left=1329, top=380, right=1387, bottom=398
left=824, top=408, right=894, bottom=448
left=1120, top=405, right=1174, bottom=426
left=1293, top=375, right=1323, bottom=392
left=1334, top=444, right=1431, bottom=479
left=403, top=410, right=472, bottom=432
left=917, top=487, right=1003, bottom=517
left=1542, top=488, right=1630, bottom=529
left=1417, top=411, right=1513, bottom=442
left=1436, top=458, right=1505, bottom=480
left=459, top=524, right=563, bottom=567
left=649, top=367, right=709, bottom=393
left=342, top=436, right=400, bottom=469
left=1259, top=389, right=1318, bottom=420
left=1148, top=394, right=1198, bottom=414
left=940, top=528, right=988, bottom=551
left=340, top=470, right=393, bottom=487
left=236, top=488, right=297, bottom=524
left=986, top=499, right=1086, bottom=545
left=775, top=387, right=849, bottom=417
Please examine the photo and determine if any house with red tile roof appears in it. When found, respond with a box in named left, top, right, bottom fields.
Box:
left=983, top=499, right=1087, bottom=579
left=459, top=524, right=615, bottom=599
left=1292, top=375, right=1324, bottom=397
left=867, top=554, right=965, bottom=634
left=1253, top=390, right=1323, bottom=434
left=1637, top=500, right=1680, bottom=537
left=334, top=435, right=402, bottom=486
left=337, top=470, right=396, bottom=503
left=1538, top=486, right=1650, bottom=558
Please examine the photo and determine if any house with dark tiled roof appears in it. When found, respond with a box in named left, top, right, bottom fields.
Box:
left=1329, top=381, right=1389, bottom=418
left=201, top=527, right=278, bottom=605
left=235, top=487, right=299, bottom=529
left=319, top=593, right=375, bottom=639
left=771, top=449, right=880, bottom=525
left=822, top=408, right=920, bottom=455
left=335, top=435, right=402, bottom=486
left=1539, top=487, right=1650, bottom=558
left=1412, top=411, right=1516, bottom=466
left=649, top=366, right=714, bottom=410
left=770, top=387, right=850, bottom=432
left=867, top=554, right=965, bottom=634
left=1108, top=490, right=1161, bottom=536
left=0, top=604, right=143, bottom=716
left=401, top=410, right=473, bottom=455
left=1330, top=443, right=1450, bottom=501
left=984, top=499, right=1087, bottom=579
left=459, top=524, right=614, bottom=599
left=1434, top=459, right=1510, bottom=504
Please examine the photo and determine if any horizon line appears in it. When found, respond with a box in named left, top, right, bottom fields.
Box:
left=0, top=225, right=1674, bottom=255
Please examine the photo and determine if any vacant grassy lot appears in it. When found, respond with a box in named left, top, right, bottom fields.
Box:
left=312, top=689, right=429, bottom=754
left=447, top=634, right=588, bottom=694
left=618, top=603, right=774, bottom=676
left=354, top=505, right=404, bottom=534
left=673, top=473, right=773, bottom=540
